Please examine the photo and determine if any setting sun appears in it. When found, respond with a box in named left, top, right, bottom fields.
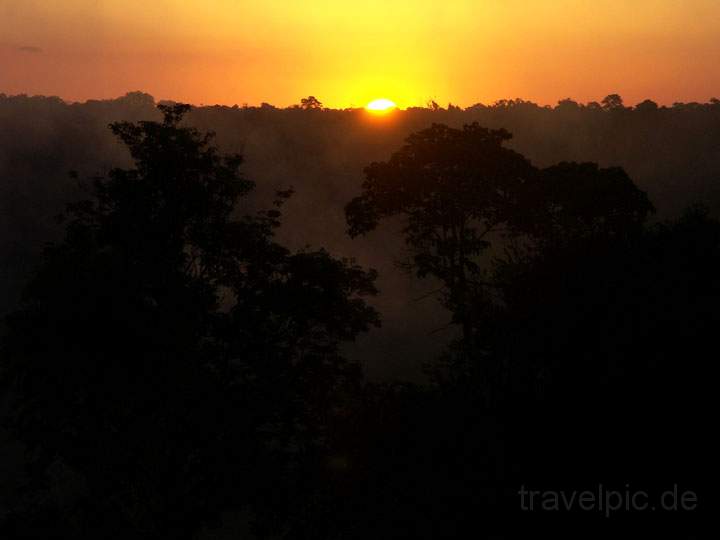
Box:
left=366, top=99, right=397, bottom=113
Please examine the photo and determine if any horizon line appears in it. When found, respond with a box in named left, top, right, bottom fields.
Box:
left=2, top=90, right=719, bottom=111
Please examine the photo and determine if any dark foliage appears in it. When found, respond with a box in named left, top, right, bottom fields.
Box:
left=0, top=105, right=378, bottom=539
left=3, top=92, right=720, bottom=376
left=347, top=123, right=536, bottom=345
left=0, top=96, right=716, bottom=538
left=341, top=124, right=712, bottom=538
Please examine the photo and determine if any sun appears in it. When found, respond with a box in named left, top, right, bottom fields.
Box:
left=366, top=98, right=397, bottom=114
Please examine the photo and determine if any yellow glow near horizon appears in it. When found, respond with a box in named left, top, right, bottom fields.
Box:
left=366, top=99, right=397, bottom=113
left=2, top=1, right=720, bottom=107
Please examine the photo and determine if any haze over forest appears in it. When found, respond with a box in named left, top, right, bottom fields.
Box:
left=2, top=4, right=719, bottom=534
left=2, top=91, right=720, bottom=378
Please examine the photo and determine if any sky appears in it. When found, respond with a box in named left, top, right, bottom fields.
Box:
left=1, top=0, right=719, bottom=108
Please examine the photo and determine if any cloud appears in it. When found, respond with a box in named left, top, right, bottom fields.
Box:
left=18, top=45, right=42, bottom=54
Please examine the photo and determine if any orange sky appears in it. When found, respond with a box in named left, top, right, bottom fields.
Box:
left=1, top=0, right=719, bottom=108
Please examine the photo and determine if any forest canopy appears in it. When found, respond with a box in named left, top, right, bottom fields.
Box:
left=0, top=95, right=715, bottom=538
left=2, top=92, right=720, bottom=377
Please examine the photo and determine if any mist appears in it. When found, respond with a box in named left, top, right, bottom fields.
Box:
left=3, top=92, right=720, bottom=379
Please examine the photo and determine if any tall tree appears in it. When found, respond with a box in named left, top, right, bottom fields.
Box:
left=345, top=123, right=535, bottom=345
left=1, top=104, right=379, bottom=539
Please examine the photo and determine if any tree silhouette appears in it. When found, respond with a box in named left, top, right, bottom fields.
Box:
left=345, top=124, right=657, bottom=400
left=345, top=123, right=535, bottom=346
left=635, top=98, right=659, bottom=112
left=601, top=93, right=625, bottom=110
left=300, top=96, right=323, bottom=110
left=341, top=123, right=711, bottom=537
left=0, top=104, right=378, bottom=539
left=525, top=161, right=654, bottom=246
